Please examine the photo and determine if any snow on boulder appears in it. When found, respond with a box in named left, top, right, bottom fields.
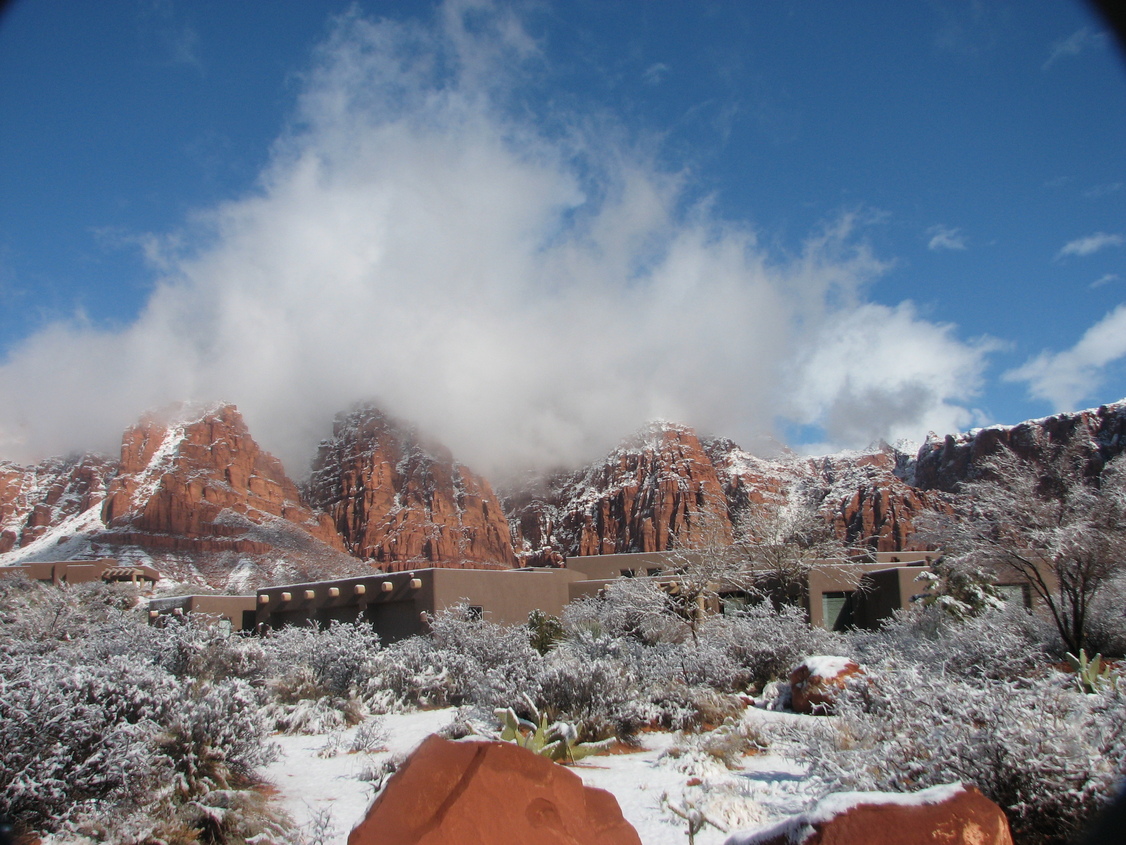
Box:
left=347, top=734, right=641, bottom=845
left=725, top=783, right=1013, bottom=845
left=789, top=656, right=863, bottom=715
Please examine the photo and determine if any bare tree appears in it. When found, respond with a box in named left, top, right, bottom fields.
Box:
left=737, top=487, right=852, bottom=608
left=659, top=510, right=755, bottom=641
left=919, top=446, right=1126, bottom=655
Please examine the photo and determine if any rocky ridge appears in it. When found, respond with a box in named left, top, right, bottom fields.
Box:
left=304, top=406, right=516, bottom=570
left=3, top=399, right=1125, bottom=587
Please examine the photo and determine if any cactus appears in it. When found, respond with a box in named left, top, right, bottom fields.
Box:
left=493, top=706, right=613, bottom=764
left=1066, top=648, right=1115, bottom=694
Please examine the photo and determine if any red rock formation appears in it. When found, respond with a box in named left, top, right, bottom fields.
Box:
left=305, top=407, right=516, bottom=569
left=99, top=403, right=344, bottom=556
left=789, top=656, right=864, bottom=715
left=736, top=783, right=1012, bottom=845
left=0, top=454, right=115, bottom=554
left=912, top=400, right=1126, bottom=493
left=523, top=423, right=735, bottom=558
left=511, top=426, right=947, bottom=560
left=348, top=735, right=641, bottom=845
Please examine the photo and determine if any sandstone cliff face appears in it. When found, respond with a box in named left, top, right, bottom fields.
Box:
left=508, top=423, right=735, bottom=561
left=912, top=400, right=1126, bottom=493
left=0, top=454, right=115, bottom=554
left=100, top=403, right=345, bottom=556
left=510, top=424, right=950, bottom=560
left=304, top=407, right=516, bottom=570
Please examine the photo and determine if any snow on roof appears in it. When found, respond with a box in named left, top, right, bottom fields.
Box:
left=725, top=782, right=967, bottom=845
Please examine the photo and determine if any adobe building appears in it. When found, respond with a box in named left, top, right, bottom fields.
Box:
left=1, top=559, right=159, bottom=588
left=148, top=594, right=259, bottom=633
left=146, top=548, right=1049, bottom=640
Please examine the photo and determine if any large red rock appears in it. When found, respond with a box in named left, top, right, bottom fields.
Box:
left=348, top=735, right=641, bottom=845
left=509, top=424, right=949, bottom=561
left=727, top=783, right=1012, bottom=845
left=305, top=407, right=517, bottom=569
left=912, top=400, right=1126, bottom=493
left=511, top=423, right=735, bottom=560
left=789, top=657, right=864, bottom=715
left=0, top=454, right=115, bottom=553
left=101, top=403, right=345, bottom=555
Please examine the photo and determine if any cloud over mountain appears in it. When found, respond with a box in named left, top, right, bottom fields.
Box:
left=0, top=2, right=992, bottom=475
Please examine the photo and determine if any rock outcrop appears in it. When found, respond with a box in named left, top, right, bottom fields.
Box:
left=912, top=400, right=1126, bottom=493
left=726, top=783, right=1012, bottom=845
left=789, top=656, right=864, bottom=715
left=0, top=403, right=359, bottom=589
left=305, top=407, right=517, bottom=570
left=101, top=403, right=344, bottom=556
left=509, top=424, right=949, bottom=561
left=0, top=454, right=115, bottom=554
left=348, top=735, right=641, bottom=845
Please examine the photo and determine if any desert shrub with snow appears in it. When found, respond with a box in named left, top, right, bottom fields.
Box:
left=804, top=659, right=1126, bottom=845
left=849, top=602, right=1053, bottom=681
left=367, top=603, right=542, bottom=711
left=712, top=602, right=847, bottom=690
left=0, top=581, right=286, bottom=843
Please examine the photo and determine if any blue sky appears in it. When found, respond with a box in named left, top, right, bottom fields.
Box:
left=0, top=0, right=1124, bottom=474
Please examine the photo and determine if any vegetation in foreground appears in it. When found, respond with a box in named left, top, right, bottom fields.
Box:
left=2, top=569, right=1125, bottom=845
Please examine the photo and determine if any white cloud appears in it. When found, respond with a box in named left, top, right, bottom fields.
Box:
left=1057, top=232, right=1124, bottom=259
left=1043, top=27, right=1108, bottom=70
left=787, top=302, right=995, bottom=450
left=0, top=3, right=995, bottom=476
left=926, top=225, right=967, bottom=252
left=1005, top=304, right=1126, bottom=410
left=1091, top=273, right=1121, bottom=289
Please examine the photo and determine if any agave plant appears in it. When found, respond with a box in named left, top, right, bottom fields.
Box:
left=494, top=705, right=612, bottom=764
left=1066, top=648, right=1116, bottom=694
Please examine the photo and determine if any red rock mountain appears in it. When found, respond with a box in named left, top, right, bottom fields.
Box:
left=304, top=406, right=517, bottom=570
left=0, top=454, right=115, bottom=554
left=100, top=404, right=345, bottom=556
left=4, top=399, right=1124, bottom=586
left=912, top=399, right=1126, bottom=492
left=509, top=423, right=952, bottom=561
left=0, top=404, right=358, bottom=588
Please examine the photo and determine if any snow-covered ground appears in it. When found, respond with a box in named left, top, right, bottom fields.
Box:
left=264, top=706, right=822, bottom=845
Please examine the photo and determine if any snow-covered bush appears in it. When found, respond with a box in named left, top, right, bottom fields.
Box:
left=0, top=653, right=174, bottom=832
left=534, top=646, right=646, bottom=741
left=155, top=678, right=278, bottom=798
left=266, top=619, right=381, bottom=702
left=369, top=634, right=474, bottom=709
left=804, top=662, right=1126, bottom=844
left=563, top=578, right=685, bottom=645
left=0, top=582, right=286, bottom=843
left=1085, top=571, right=1126, bottom=657
left=713, top=602, right=847, bottom=689
left=426, top=602, right=543, bottom=708
left=849, top=602, right=1052, bottom=681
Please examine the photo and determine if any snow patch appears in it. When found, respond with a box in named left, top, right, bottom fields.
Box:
left=798, top=656, right=854, bottom=679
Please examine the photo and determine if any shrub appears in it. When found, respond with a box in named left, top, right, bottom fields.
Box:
left=848, top=602, right=1053, bottom=681
left=712, top=602, right=847, bottom=689
left=804, top=662, right=1126, bottom=845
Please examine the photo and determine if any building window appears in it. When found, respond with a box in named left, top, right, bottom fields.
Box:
left=995, top=583, right=1032, bottom=609
left=822, top=591, right=856, bottom=631
left=721, top=594, right=751, bottom=616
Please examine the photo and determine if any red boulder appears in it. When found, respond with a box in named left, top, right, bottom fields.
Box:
left=348, top=735, right=641, bottom=845
left=727, top=783, right=1013, bottom=845
left=789, top=657, right=864, bottom=715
